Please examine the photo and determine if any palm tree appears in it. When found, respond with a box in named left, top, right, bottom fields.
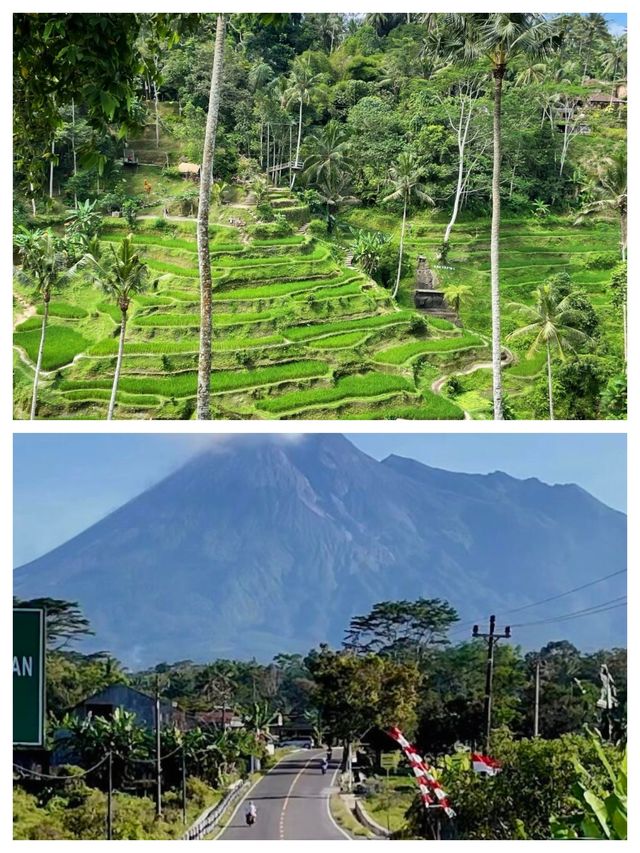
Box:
left=443, top=283, right=473, bottom=320
left=382, top=152, right=434, bottom=299
left=285, top=56, right=322, bottom=188
left=303, top=120, right=353, bottom=188
left=507, top=283, right=590, bottom=420
left=196, top=13, right=226, bottom=421
left=248, top=61, right=273, bottom=91
left=315, top=173, right=354, bottom=234
left=576, top=151, right=627, bottom=262
left=601, top=34, right=627, bottom=91
left=579, top=13, right=609, bottom=80
left=13, top=228, right=74, bottom=420
left=79, top=235, right=153, bottom=420
left=462, top=13, right=559, bottom=419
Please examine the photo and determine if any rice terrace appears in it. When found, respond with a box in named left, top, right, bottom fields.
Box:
left=13, top=12, right=627, bottom=420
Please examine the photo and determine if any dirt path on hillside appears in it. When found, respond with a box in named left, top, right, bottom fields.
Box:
left=431, top=346, right=515, bottom=419
left=13, top=294, right=36, bottom=330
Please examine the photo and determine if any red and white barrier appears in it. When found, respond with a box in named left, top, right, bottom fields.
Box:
left=387, top=726, right=456, bottom=818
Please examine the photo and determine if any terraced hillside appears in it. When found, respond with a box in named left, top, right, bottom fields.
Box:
left=347, top=209, right=624, bottom=419
left=14, top=215, right=481, bottom=420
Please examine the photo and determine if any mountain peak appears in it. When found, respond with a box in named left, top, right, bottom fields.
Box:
left=14, top=436, right=626, bottom=666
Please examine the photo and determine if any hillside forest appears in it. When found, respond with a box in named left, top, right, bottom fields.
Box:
left=13, top=13, right=627, bottom=421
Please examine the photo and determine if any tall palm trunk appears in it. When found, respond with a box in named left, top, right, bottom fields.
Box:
left=154, top=80, right=160, bottom=149
left=71, top=99, right=78, bottom=208
left=546, top=341, right=554, bottom=420
left=30, top=294, right=49, bottom=420
left=196, top=14, right=226, bottom=421
left=392, top=195, right=408, bottom=299
left=291, top=99, right=303, bottom=189
left=49, top=140, right=55, bottom=199
left=490, top=66, right=505, bottom=420
left=108, top=306, right=128, bottom=421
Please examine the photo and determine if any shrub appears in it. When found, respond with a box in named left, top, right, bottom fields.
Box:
left=582, top=252, right=617, bottom=270
left=248, top=217, right=293, bottom=239
left=408, top=316, right=429, bottom=337
left=121, top=197, right=143, bottom=229
left=256, top=201, right=275, bottom=222
left=161, top=166, right=182, bottom=179
left=445, top=376, right=463, bottom=396
left=307, top=218, right=327, bottom=237
left=427, top=731, right=625, bottom=841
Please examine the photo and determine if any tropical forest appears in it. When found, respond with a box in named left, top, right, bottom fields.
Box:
left=13, top=12, right=627, bottom=420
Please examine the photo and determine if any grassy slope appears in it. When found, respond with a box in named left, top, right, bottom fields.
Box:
left=14, top=136, right=620, bottom=421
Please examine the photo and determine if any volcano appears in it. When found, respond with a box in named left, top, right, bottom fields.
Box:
left=13, top=434, right=626, bottom=666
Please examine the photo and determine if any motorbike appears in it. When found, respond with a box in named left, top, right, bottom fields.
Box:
left=246, top=813, right=256, bottom=826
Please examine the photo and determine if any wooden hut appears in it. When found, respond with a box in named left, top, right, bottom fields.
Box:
left=177, top=162, right=201, bottom=180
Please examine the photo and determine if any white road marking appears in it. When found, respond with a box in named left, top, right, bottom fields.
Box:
left=325, top=758, right=354, bottom=841
left=279, top=752, right=322, bottom=839
left=211, top=749, right=300, bottom=840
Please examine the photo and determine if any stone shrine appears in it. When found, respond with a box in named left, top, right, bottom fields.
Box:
left=413, top=256, right=459, bottom=323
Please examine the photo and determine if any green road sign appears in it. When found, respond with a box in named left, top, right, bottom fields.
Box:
left=381, top=752, right=400, bottom=769
left=13, top=608, right=46, bottom=747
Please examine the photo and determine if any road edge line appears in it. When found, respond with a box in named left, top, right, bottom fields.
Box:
left=209, top=748, right=302, bottom=840
left=325, top=765, right=354, bottom=841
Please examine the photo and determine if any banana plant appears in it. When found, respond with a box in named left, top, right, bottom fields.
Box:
left=550, top=733, right=627, bottom=839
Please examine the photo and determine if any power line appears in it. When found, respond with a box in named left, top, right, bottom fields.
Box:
left=448, top=568, right=627, bottom=637
left=511, top=597, right=627, bottom=629
left=501, top=570, right=626, bottom=616
left=13, top=753, right=109, bottom=780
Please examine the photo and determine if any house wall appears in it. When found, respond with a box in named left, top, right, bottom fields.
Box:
left=74, top=684, right=174, bottom=729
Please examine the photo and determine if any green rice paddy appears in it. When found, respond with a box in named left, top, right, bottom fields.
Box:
left=13, top=210, right=621, bottom=420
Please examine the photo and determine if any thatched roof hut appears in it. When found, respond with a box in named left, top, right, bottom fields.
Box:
left=177, top=162, right=201, bottom=178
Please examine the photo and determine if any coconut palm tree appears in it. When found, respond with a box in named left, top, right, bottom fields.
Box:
left=460, top=13, right=559, bottom=419
left=315, top=172, right=355, bottom=234
left=249, top=61, right=274, bottom=92
left=507, top=283, right=590, bottom=420
left=576, top=151, right=627, bottom=262
left=579, top=13, right=609, bottom=80
left=13, top=228, right=74, bottom=420
left=196, top=13, right=226, bottom=421
left=303, top=120, right=353, bottom=188
left=601, top=34, right=627, bottom=90
left=79, top=235, right=153, bottom=420
left=443, top=283, right=473, bottom=320
left=382, top=152, right=434, bottom=299
left=285, top=56, right=322, bottom=189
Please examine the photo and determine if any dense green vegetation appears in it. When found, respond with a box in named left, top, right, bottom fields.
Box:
left=13, top=596, right=626, bottom=839
left=13, top=12, right=626, bottom=419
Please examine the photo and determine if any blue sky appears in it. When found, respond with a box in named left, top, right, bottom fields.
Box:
left=13, top=433, right=625, bottom=568
left=603, top=13, right=627, bottom=36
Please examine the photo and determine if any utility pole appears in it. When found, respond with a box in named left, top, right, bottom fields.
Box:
left=181, top=747, right=187, bottom=825
left=533, top=658, right=541, bottom=738
left=107, top=750, right=113, bottom=840
left=155, top=675, right=162, bottom=818
left=472, top=615, right=511, bottom=753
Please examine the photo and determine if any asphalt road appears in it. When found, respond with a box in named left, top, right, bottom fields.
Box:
left=218, top=749, right=350, bottom=841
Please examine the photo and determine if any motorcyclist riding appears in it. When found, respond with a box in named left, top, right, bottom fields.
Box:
left=245, top=800, right=257, bottom=826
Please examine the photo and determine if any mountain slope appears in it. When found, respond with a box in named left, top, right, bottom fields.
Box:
left=14, top=435, right=626, bottom=666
